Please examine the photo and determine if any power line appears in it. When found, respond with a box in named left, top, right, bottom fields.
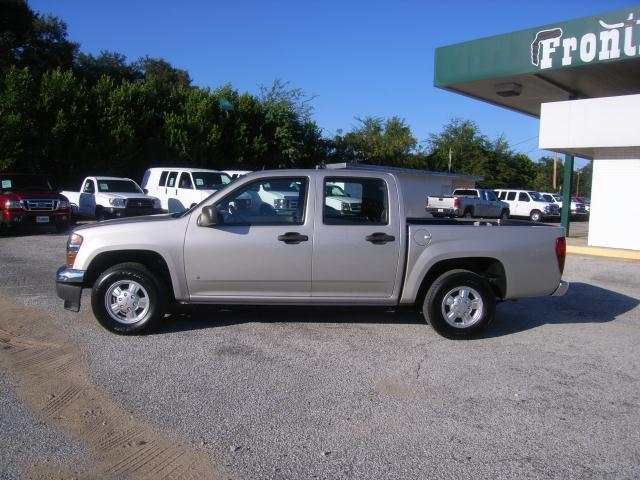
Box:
left=511, top=135, right=538, bottom=147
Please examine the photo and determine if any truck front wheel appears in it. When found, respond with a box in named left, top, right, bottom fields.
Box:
left=423, top=269, right=495, bottom=339
left=529, top=210, right=542, bottom=222
left=91, top=262, right=167, bottom=334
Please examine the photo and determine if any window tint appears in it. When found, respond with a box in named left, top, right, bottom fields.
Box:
left=192, top=171, right=231, bottom=190
left=454, top=189, right=478, bottom=197
left=323, top=177, right=388, bottom=225
left=519, top=192, right=530, bottom=202
left=486, top=191, right=498, bottom=201
left=506, top=192, right=516, bottom=201
left=82, top=180, right=95, bottom=194
left=167, top=171, right=178, bottom=188
left=215, top=177, right=307, bottom=226
left=179, top=172, right=193, bottom=189
left=158, top=171, right=168, bottom=187
left=97, top=180, right=142, bottom=193
left=497, top=191, right=506, bottom=200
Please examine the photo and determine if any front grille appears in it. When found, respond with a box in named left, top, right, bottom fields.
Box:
left=125, top=198, right=155, bottom=208
left=23, top=199, right=59, bottom=211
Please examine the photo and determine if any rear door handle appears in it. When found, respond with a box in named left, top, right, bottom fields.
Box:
left=278, top=232, right=309, bottom=244
left=365, top=232, right=396, bottom=244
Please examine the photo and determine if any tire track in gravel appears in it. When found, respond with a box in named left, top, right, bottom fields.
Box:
left=0, top=293, right=232, bottom=480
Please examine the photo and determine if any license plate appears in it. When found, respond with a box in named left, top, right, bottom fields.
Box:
left=437, top=208, right=444, bottom=212
left=36, top=216, right=49, bottom=223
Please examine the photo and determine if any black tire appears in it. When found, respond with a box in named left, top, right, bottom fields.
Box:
left=529, top=210, right=542, bottom=222
left=423, top=269, right=496, bottom=339
left=91, top=262, right=167, bottom=334
left=95, top=206, right=106, bottom=222
left=499, top=209, right=509, bottom=220
left=463, top=209, right=474, bottom=218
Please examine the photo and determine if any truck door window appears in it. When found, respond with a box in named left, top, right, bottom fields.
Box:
left=323, top=177, right=388, bottom=225
left=519, top=192, right=530, bottom=202
left=179, top=172, right=193, bottom=189
left=82, top=180, right=95, bottom=194
left=167, top=172, right=178, bottom=188
left=215, top=177, right=307, bottom=226
left=158, top=171, right=168, bottom=187
left=506, top=192, right=516, bottom=201
left=486, top=191, right=498, bottom=201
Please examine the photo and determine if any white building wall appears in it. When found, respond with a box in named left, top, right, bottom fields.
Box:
left=589, top=152, right=640, bottom=251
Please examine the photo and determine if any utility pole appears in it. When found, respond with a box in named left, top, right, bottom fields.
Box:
left=448, top=148, right=452, bottom=173
left=552, top=153, right=557, bottom=190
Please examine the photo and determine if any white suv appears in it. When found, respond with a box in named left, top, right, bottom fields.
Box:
left=495, top=189, right=560, bottom=222
left=142, top=167, right=232, bottom=213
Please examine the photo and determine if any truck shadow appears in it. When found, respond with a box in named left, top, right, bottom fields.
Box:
left=156, top=282, right=638, bottom=338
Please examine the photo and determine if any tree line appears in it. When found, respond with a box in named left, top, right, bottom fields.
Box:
left=1, top=0, right=591, bottom=194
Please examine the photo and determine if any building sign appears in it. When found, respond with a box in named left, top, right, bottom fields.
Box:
left=532, top=13, right=639, bottom=70
left=435, top=6, right=640, bottom=86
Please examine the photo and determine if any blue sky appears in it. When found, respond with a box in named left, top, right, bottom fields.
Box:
left=30, top=0, right=639, bottom=168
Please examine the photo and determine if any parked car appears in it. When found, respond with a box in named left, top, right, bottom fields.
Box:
left=0, top=173, right=72, bottom=232
left=61, top=177, right=163, bottom=221
left=142, top=167, right=232, bottom=213
left=426, top=188, right=510, bottom=219
left=56, top=169, right=568, bottom=339
left=540, top=192, right=587, bottom=216
left=495, top=189, right=560, bottom=222
left=573, top=196, right=591, bottom=213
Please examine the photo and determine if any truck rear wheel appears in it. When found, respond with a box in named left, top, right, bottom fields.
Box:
left=423, top=269, right=495, bottom=339
left=91, top=262, right=166, bottom=334
left=463, top=209, right=474, bottom=218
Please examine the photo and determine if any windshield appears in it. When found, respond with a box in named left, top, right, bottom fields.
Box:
left=192, top=172, right=231, bottom=190
left=542, top=194, right=553, bottom=202
left=0, top=174, right=53, bottom=192
left=552, top=194, right=562, bottom=201
left=325, top=185, right=348, bottom=197
left=528, top=191, right=545, bottom=202
left=97, top=180, right=143, bottom=193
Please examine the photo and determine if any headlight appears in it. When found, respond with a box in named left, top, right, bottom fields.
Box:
left=5, top=200, right=23, bottom=209
left=274, top=198, right=288, bottom=209
left=58, top=200, right=70, bottom=209
left=341, top=202, right=350, bottom=212
left=543, top=205, right=551, bottom=213
left=66, top=233, right=83, bottom=267
left=109, top=198, right=126, bottom=207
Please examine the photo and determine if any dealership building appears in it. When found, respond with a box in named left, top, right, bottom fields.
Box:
left=435, top=6, right=640, bottom=251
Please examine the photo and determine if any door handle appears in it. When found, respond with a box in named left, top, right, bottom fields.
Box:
left=278, top=232, right=309, bottom=244
left=365, top=232, right=396, bottom=244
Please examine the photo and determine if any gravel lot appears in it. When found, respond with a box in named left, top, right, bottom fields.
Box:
left=1, top=225, right=639, bottom=479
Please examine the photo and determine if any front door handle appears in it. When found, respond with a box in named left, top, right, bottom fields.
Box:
left=278, top=232, right=309, bottom=244
left=366, top=232, right=396, bottom=244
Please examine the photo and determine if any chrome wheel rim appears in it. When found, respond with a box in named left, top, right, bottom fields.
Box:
left=105, top=280, right=150, bottom=325
left=441, top=286, right=484, bottom=328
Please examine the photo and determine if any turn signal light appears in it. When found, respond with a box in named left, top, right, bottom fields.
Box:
left=66, top=233, right=83, bottom=268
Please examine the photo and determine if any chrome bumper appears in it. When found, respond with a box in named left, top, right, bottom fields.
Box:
left=551, top=280, right=569, bottom=296
left=56, top=266, right=86, bottom=312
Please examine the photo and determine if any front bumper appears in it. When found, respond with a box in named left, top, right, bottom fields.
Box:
left=551, top=280, right=569, bottom=296
left=56, top=266, right=85, bottom=312
left=2, top=210, right=71, bottom=226
left=103, top=207, right=165, bottom=219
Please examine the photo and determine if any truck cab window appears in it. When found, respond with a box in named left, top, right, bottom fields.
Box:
left=82, top=181, right=95, bottom=194
left=323, top=177, right=388, bottom=225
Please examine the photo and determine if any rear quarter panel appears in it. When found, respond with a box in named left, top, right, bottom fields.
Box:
left=401, top=222, right=564, bottom=303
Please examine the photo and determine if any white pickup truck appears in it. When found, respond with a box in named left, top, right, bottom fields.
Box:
left=56, top=169, right=568, bottom=339
left=61, top=177, right=164, bottom=221
left=426, top=188, right=510, bottom=219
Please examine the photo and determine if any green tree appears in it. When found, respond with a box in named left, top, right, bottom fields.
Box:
left=426, top=118, right=488, bottom=175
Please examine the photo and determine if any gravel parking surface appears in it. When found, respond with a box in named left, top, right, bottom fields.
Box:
left=1, top=226, right=639, bottom=479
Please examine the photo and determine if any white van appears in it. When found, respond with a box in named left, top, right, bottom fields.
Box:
left=142, top=167, right=232, bottom=213
left=494, top=189, right=560, bottom=222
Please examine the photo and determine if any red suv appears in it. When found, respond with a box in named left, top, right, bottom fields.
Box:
left=1, top=173, right=72, bottom=232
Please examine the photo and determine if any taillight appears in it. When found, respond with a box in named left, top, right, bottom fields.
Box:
left=454, top=197, right=460, bottom=208
left=66, top=233, right=83, bottom=268
left=555, top=237, right=566, bottom=274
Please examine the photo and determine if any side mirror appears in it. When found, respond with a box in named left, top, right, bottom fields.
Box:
left=143, top=188, right=148, bottom=194
left=198, top=205, right=221, bottom=227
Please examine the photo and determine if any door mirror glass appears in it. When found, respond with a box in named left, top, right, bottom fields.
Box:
left=198, top=205, right=220, bottom=227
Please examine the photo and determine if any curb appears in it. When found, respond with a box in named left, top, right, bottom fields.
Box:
left=567, top=245, right=640, bottom=261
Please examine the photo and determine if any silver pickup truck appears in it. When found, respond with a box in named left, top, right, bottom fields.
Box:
left=56, top=169, right=568, bottom=339
left=426, top=188, right=510, bottom=219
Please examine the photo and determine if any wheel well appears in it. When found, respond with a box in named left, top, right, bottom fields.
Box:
left=416, top=257, right=506, bottom=304
left=84, top=250, right=174, bottom=300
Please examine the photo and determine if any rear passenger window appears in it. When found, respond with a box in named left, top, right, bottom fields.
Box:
left=158, top=171, right=168, bottom=187
left=167, top=171, right=178, bottom=188
left=323, top=177, right=388, bottom=225
left=507, top=192, right=516, bottom=201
